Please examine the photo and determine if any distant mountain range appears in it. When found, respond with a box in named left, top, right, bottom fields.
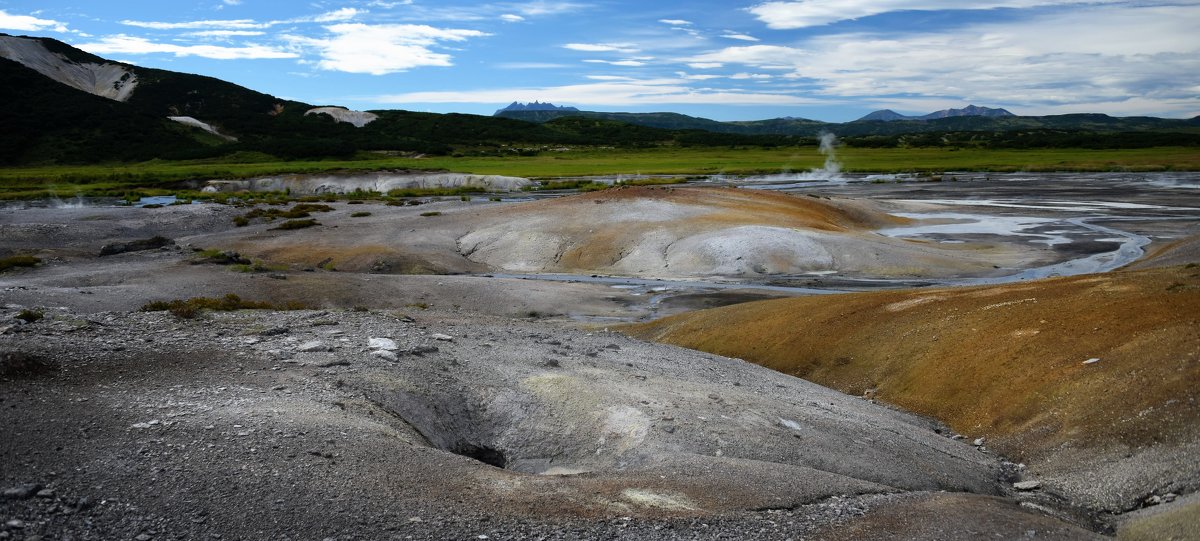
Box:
left=2, top=33, right=1197, bottom=165
left=858, top=105, right=1016, bottom=122
left=495, top=101, right=579, bottom=115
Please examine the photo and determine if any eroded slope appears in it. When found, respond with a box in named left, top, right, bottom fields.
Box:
left=626, top=264, right=1200, bottom=513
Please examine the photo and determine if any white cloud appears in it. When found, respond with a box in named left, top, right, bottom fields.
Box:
left=695, top=5, right=1200, bottom=116
left=563, top=42, right=640, bottom=53
left=659, top=19, right=692, bottom=26
left=0, top=9, right=68, bottom=32
left=730, top=73, right=773, bottom=80
left=76, top=35, right=297, bottom=60
left=120, top=19, right=267, bottom=30
left=495, top=62, right=570, bottom=69
left=306, top=8, right=363, bottom=23
left=514, top=1, right=590, bottom=16
left=747, top=0, right=1124, bottom=29
left=585, top=59, right=647, bottom=66
left=291, top=23, right=489, bottom=75
left=187, top=30, right=266, bottom=37
left=501, top=14, right=525, bottom=22
left=368, top=1, right=414, bottom=7
left=373, top=77, right=824, bottom=107
left=721, top=33, right=760, bottom=42
left=688, top=62, right=724, bottom=69
left=222, top=0, right=242, bottom=5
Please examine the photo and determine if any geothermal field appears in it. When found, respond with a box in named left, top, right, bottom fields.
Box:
left=2, top=171, right=1198, bottom=540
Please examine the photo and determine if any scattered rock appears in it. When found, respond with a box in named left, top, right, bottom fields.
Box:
left=297, top=341, right=330, bottom=353
left=318, top=360, right=351, bottom=368
left=1082, top=357, right=1101, bottom=365
left=99, top=236, right=173, bottom=256
left=35, top=488, right=54, bottom=498
left=372, top=350, right=399, bottom=362
left=5, top=519, right=25, bottom=529
left=1013, top=480, right=1042, bottom=491
left=368, top=337, right=399, bottom=351
left=2, top=484, right=42, bottom=499
left=431, top=333, right=453, bottom=342
left=407, top=345, right=439, bottom=356
left=259, top=327, right=289, bottom=336
left=973, top=437, right=985, bottom=447
left=0, top=351, right=59, bottom=378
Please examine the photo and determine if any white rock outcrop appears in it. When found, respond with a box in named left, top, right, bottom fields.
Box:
left=168, top=116, right=237, bottom=141
left=0, top=35, right=137, bottom=101
left=305, top=107, right=379, bottom=128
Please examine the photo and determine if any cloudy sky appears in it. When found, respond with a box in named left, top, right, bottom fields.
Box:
left=2, top=1, right=1197, bottom=121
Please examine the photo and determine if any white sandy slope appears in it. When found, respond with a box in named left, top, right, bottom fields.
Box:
left=0, top=35, right=137, bottom=101
left=305, top=106, right=379, bottom=127
left=167, top=116, right=238, bottom=141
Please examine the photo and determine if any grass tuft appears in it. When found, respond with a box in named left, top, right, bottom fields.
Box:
left=0, top=255, right=40, bottom=272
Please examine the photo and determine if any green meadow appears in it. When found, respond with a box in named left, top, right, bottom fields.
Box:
left=1, top=146, right=1197, bottom=199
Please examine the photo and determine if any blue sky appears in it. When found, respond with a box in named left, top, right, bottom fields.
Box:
left=2, top=1, right=1197, bottom=121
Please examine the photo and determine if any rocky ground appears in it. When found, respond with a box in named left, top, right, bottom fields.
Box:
left=2, top=305, right=1105, bottom=540
left=2, top=176, right=1197, bottom=539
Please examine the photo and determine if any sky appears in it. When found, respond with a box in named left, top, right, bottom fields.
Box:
left=1, top=1, right=1198, bottom=122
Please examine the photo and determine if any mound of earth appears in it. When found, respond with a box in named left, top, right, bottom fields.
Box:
left=626, top=264, right=1200, bottom=518
left=459, top=186, right=1041, bottom=279
left=0, top=308, right=1102, bottom=539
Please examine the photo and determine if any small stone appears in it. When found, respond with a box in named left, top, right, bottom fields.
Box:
left=135, top=534, right=153, bottom=541
left=973, top=438, right=985, bottom=447
left=1083, top=358, right=1101, bottom=365
left=368, top=337, right=398, bottom=351
left=2, top=484, right=41, bottom=499
left=5, top=519, right=25, bottom=529
left=1013, top=480, right=1042, bottom=491
left=408, top=517, right=423, bottom=523
left=372, top=350, right=398, bottom=362
left=35, top=488, right=54, bottom=498
left=408, top=345, right=439, bottom=356
left=1164, top=493, right=1177, bottom=502
left=297, top=341, right=329, bottom=352
left=431, top=333, right=453, bottom=342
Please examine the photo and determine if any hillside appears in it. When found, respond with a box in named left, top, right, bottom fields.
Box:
left=3, top=32, right=1199, bottom=166
left=626, top=262, right=1200, bottom=513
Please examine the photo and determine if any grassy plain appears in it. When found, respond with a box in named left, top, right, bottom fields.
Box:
left=1, top=146, right=1197, bottom=199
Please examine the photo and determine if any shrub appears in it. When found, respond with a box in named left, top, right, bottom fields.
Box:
left=272, top=219, right=319, bottom=230
left=419, top=211, right=441, bottom=217
left=0, top=255, right=40, bottom=272
left=141, top=293, right=308, bottom=319
left=350, top=211, right=372, bottom=218
left=14, top=309, right=43, bottom=323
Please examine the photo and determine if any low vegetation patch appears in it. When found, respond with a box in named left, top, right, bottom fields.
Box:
left=350, top=211, right=372, bottom=218
left=234, top=203, right=335, bottom=227
left=271, top=218, right=320, bottom=230
left=14, top=309, right=44, bottom=323
left=0, top=255, right=40, bottom=272
left=141, top=293, right=308, bottom=319
left=419, top=211, right=442, bottom=217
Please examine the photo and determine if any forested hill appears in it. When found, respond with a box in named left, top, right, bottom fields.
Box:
left=2, top=33, right=1199, bottom=166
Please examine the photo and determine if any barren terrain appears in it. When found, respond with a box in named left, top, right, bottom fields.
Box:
left=3, top=173, right=1198, bottom=539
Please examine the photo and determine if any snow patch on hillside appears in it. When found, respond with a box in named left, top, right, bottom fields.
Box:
left=305, top=107, right=378, bottom=128
left=0, top=35, right=137, bottom=101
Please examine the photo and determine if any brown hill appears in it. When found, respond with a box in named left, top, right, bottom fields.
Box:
left=626, top=264, right=1200, bottom=513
